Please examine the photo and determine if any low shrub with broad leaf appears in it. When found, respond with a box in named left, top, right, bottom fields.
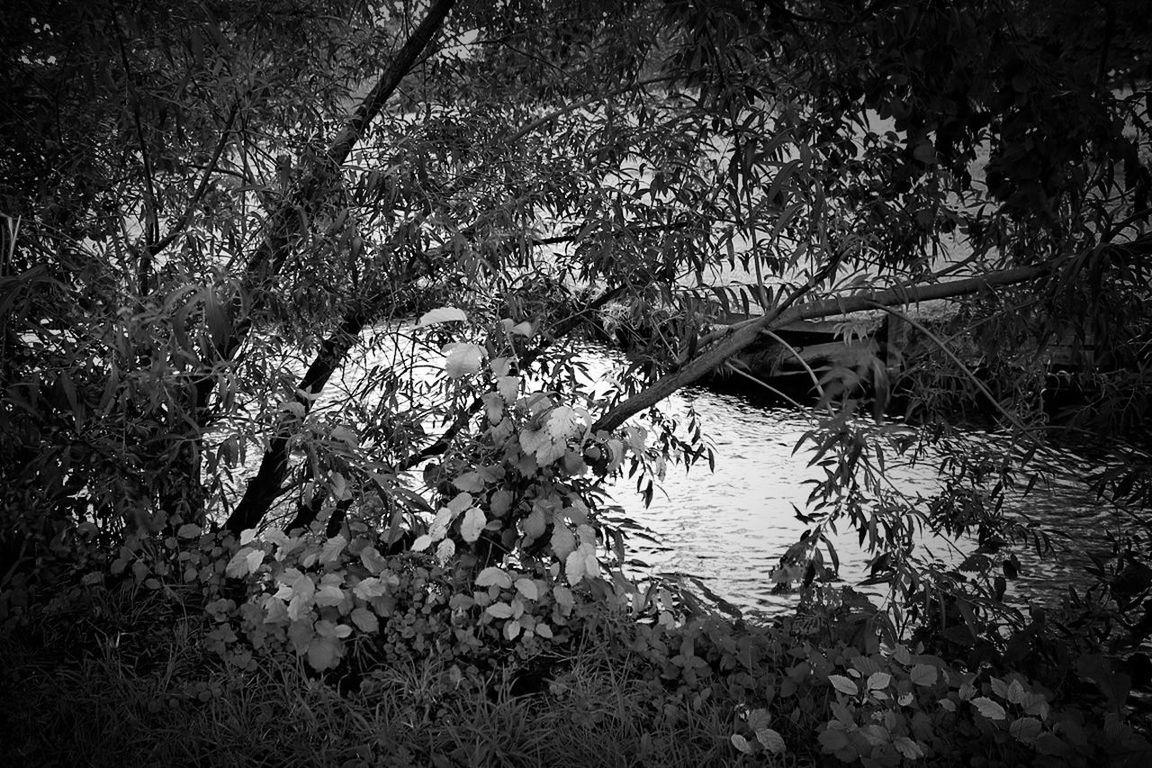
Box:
left=11, top=514, right=1145, bottom=768
left=2, top=321, right=1149, bottom=766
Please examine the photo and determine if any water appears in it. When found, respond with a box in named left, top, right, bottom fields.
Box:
left=238, top=331, right=1120, bottom=619
left=588, top=374, right=1116, bottom=618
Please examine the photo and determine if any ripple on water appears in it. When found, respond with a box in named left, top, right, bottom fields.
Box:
left=603, top=380, right=1118, bottom=618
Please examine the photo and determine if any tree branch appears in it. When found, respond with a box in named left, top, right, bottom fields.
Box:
left=146, top=101, right=239, bottom=259
left=286, top=284, right=625, bottom=533
left=325, top=0, right=457, bottom=168
left=590, top=260, right=1057, bottom=433
left=223, top=293, right=386, bottom=533
left=196, top=0, right=457, bottom=411
left=109, top=7, right=159, bottom=294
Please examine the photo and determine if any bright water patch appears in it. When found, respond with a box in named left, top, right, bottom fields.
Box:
left=601, top=379, right=1111, bottom=618
left=224, top=329, right=1114, bottom=618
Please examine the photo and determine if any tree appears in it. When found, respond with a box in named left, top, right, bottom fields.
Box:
left=2, top=0, right=1150, bottom=632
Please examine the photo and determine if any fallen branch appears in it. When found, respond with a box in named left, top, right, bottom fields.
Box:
left=591, top=260, right=1057, bottom=432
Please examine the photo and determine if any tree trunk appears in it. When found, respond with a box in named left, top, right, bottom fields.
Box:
left=195, top=0, right=457, bottom=414
left=224, top=304, right=376, bottom=533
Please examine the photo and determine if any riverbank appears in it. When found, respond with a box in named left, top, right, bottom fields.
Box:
left=4, top=540, right=1150, bottom=768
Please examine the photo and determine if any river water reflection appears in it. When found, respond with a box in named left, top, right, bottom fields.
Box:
left=307, top=333, right=1114, bottom=619
left=591, top=376, right=1110, bottom=619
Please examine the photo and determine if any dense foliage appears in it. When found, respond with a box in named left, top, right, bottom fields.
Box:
left=2, top=0, right=1151, bottom=764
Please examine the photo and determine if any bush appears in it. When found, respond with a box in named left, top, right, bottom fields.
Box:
left=3, top=518, right=1151, bottom=768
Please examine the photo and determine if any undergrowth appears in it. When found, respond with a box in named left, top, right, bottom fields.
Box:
left=2, top=522, right=1150, bottom=768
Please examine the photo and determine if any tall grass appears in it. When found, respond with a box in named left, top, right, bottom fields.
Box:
left=0, top=583, right=756, bottom=768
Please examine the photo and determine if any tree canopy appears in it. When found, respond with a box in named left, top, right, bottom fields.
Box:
left=2, top=0, right=1151, bottom=626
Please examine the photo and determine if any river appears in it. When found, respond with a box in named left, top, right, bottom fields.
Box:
left=549, top=345, right=1117, bottom=620
left=247, top=331, right=1116, bottom=619
left=599, top=380, right=1111, bottom=618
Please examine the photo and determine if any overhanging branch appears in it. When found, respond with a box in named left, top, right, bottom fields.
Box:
left=195, top=0, right=457, bottom=411
left=590, top=260, right=1057, bottom=433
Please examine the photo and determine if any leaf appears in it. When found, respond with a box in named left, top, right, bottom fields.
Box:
left=435, top=539, right=455, bottom=562
left=553, top=585, right=574, bottom=610
left=350, top=607, right=379, bottom=634
left=971, top=697, right=1007, bottom=721
left=263, top=529, right=289, bottom=552
left=329, top=425, right=358, bottom=446
left=489, top=488, right=513, bottom=517
left=503, top=618, right=522, bottom=640
left=496, top=375, right=519, bottom=403
left=246, top=549, right=265, bottom=576
left=444, top=343, right=484, bottom=379
left=859, top=724, right=889, bottom=746
left=418, top=306, right=468, bottom=326
left=550, top=525, right=577, bottom=560
left=1009, top=716, right=1043, bottom=744
left=306, top=636, right=341, bottom=672
left=913, top=140, right=937, bottom=165
left=867, top=671, right=892, bottom=691
left=1022, top=692, right=1050, bottom=720
left=510, top=320, right=534, bottom=337
left=176, top=523, right=202, bottom=539
left=453, top=472, right=484, bottom=492
left=447, top=492, right=474, bottom=514
left=910, top=663, right=938, bottom=687
left=329, top=470, right=349, bottom=501
left=486, top=602, right=514, bottom=619
left=359, top=546, right=388, bottom=574
left=287, top=619, right=315, bottom=653
left=482, top=392, right=504, bottom=422
left=893, top=736, right=924, bottom=759
left=460, top=507, right=486, bottom=543
left=828, top=675, right=859, bottom=696
left=756, top=728, right=786, bottom=754
left=410, top=534, right=433, bottom=552
left=319, top=535, right=348, bottom=564
left=311, top=585, right=344, bottom=609
left=475, top=566, right=513, bottom=589
left=830, top=702, right=855, bottom=725
left=225, top=547, right=264, bottom=578
left=565, top=549, right=586, bottom=585
left=522, top=506, right=546, bottom=541
left=264, top=597, right=288, bottom=624
left=514, top=578, right=539, bottom=601
left=1035, top=733, right=1069, bottom=756
left=239, top=528, right=258, bottom=545
left=535, top=622, right=553, bottom=639
left=730, top=734, right=752, bottom=754
left=818, top=727, right=850, bottom=753
left=353, top=577, right=387, bottom=600
left=519, top=406, right=587, bottom=466
left=748, top=708, right=772, bottom=732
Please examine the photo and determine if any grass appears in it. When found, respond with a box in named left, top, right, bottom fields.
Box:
left=0, top=582, right=763, bottom=768
left=9, top=562, right=1149, bottom=768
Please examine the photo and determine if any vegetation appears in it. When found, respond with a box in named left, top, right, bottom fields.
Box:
left=2, top=0, right=1150, bottom=765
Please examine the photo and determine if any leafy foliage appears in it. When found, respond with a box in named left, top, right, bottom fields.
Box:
left=2, top=0, right=1151, bottom=763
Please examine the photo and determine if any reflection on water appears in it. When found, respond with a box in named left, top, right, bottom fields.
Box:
left=599, top=381, right=1112, bottom=618
left=243, top=331, right=1115, bottom=619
